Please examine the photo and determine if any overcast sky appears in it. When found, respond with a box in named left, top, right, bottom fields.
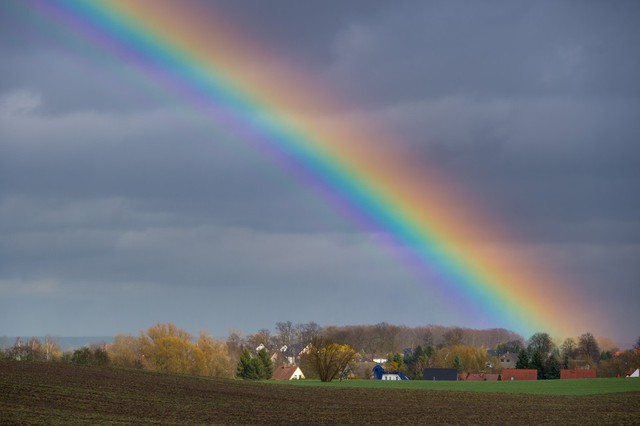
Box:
left=1, top=0, right=639, bottom=347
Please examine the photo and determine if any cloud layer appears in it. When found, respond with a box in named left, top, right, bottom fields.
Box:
left=1, top=0, right=638, bottom=345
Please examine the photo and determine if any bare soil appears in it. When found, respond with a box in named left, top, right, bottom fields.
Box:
left=1, top=360, right=639, bottom=425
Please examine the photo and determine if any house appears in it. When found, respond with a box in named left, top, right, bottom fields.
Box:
left=500, top=369, right=537, bottom=381
left=373, top=365, right=410, bottom=380
left=498, top=352, right=517, bottom=369
left=381, top=373, right=403, bottom=380
left=422, top=368, right=458, bottom=381
left=272, top=365, right=305, bottom=380
left=560, top=369, right=596, bottom=379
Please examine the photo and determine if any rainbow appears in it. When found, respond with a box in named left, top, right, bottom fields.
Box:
left=24, top=0, right=594, bottom=338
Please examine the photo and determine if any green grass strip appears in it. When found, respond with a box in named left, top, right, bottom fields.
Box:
left=270, top=378, right=640, bottom=395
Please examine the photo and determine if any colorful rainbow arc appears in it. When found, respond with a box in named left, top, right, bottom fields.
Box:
left=25, top=0, right=591, bottom=337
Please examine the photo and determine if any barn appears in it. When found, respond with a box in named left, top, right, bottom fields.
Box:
left=422, top=368, right=458, bottom=381
left=500, top=369, right=537, bottom=381
left=560, top=369, right=596, bottom=379
left=461, top=373, right=499, bottom=381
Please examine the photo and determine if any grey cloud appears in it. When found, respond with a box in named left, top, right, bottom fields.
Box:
left=1, top=0, right=638, bottom=343
left=0, top=94, right=351, bottom=233
left=325, top=1, right=640, bottom=103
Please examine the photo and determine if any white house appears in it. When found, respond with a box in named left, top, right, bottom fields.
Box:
left=381, top=373, right=402, bottom=381
left=272, top=365, right=305, bottom=380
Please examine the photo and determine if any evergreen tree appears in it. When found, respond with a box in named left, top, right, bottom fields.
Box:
left=515, top=348, right=529, bottom=369
left=406, top=345, right=430, bottom=379
left=249, top=357, right=264, bottom=379
left=453, top=355, right=463, bottom=372
left=543, top=355, right=561, bottom=380
left=257, top=348, right=273, bottom=379
left=530, top=351, right=545, bottom=380
left=237, top=348, right=273, bottom=380
left=236, top=349, right=256, bottom=379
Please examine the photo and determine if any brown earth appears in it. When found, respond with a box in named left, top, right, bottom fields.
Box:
left=1, top=360, right=639, bottom=425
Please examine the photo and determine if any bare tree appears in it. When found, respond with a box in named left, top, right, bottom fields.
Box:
left=275, top=321, right=295, bottom=348
left=578, top=333, right=601, bottom=364
left=443, top=327, right=465, bottom=347
left=44, top=337, right=60, bottom=361
left=560, top=337, right=577, bottom=359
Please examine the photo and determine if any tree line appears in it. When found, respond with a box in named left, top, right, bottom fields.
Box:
left=2, top=323, right=639, bottom=381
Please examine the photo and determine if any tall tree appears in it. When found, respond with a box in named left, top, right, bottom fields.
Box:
left=527, top=332, right=554, bottom=357
left=296, top=322, right=323, bottom=347
left=108, top=334, right=144, bottom=369
left=236, top=349, right=258, bottom=379
left=496, top=340, right=524, bottom=354
left=443, top=327, right=465, bottom=347
left=225, top=331, right=244, bottom=362
left=560, top=337, right=577, bottom=359
left=275, top=321, right=295, bottom=348
left=385, top=353, right=406, bottom=373
left=236, top=348, right=273, bottom=380
left=42, top=337, right=61, bottom=361
left=405, top=345, right=433, bottom=379
left=197, top=332, right=234, bottom=378
left=301, top=337, right=356, bottom=382
left=247, top=329, right=272, bottom=352
left=578, top=333, right=601, bottom=364
left=543, top=355, right=561, bottom=380
left=453, top=355, right=463, bottom=372
left=256, top=348, right=274, bottom=379
left=135, top=323, right=232, bottom=378
left=530, top=351, right=545, bottom=380
left=515, top=348, right=529, bottom=369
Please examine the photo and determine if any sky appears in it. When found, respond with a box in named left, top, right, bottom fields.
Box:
left=1, top=0, right=639, bottom=347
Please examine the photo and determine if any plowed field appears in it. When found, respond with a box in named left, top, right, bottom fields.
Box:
left=1, top=361, right=639, bottom=425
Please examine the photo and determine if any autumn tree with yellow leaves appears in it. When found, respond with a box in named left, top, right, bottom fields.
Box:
left=301, top=336, right=357, bottom=382
left=107, top=323, right=233, bottom=378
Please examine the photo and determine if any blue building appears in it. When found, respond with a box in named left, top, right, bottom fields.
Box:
left=372, top=364, right=410, bottom=380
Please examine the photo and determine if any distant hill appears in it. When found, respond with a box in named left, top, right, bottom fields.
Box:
left=0, top=336, right=113, bottom=352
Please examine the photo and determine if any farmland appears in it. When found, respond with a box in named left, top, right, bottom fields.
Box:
left=279, top=377, right=640, bottom=396
left=1, top=361, right=639, bottom=425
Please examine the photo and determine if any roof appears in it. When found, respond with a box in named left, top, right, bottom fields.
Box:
left=423, top=368, right=458, bottom=381
left=501, top=369, right=537, bottom=381
left=560, top=369, right=596, bottom=379
left=272, top=365, right=302, bottom=380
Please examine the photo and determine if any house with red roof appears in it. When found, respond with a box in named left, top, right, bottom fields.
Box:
left=272, top=365, right=305, bottom=380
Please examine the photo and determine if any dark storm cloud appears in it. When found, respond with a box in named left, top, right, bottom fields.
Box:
left=1, top=0, right=638, bottom=344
